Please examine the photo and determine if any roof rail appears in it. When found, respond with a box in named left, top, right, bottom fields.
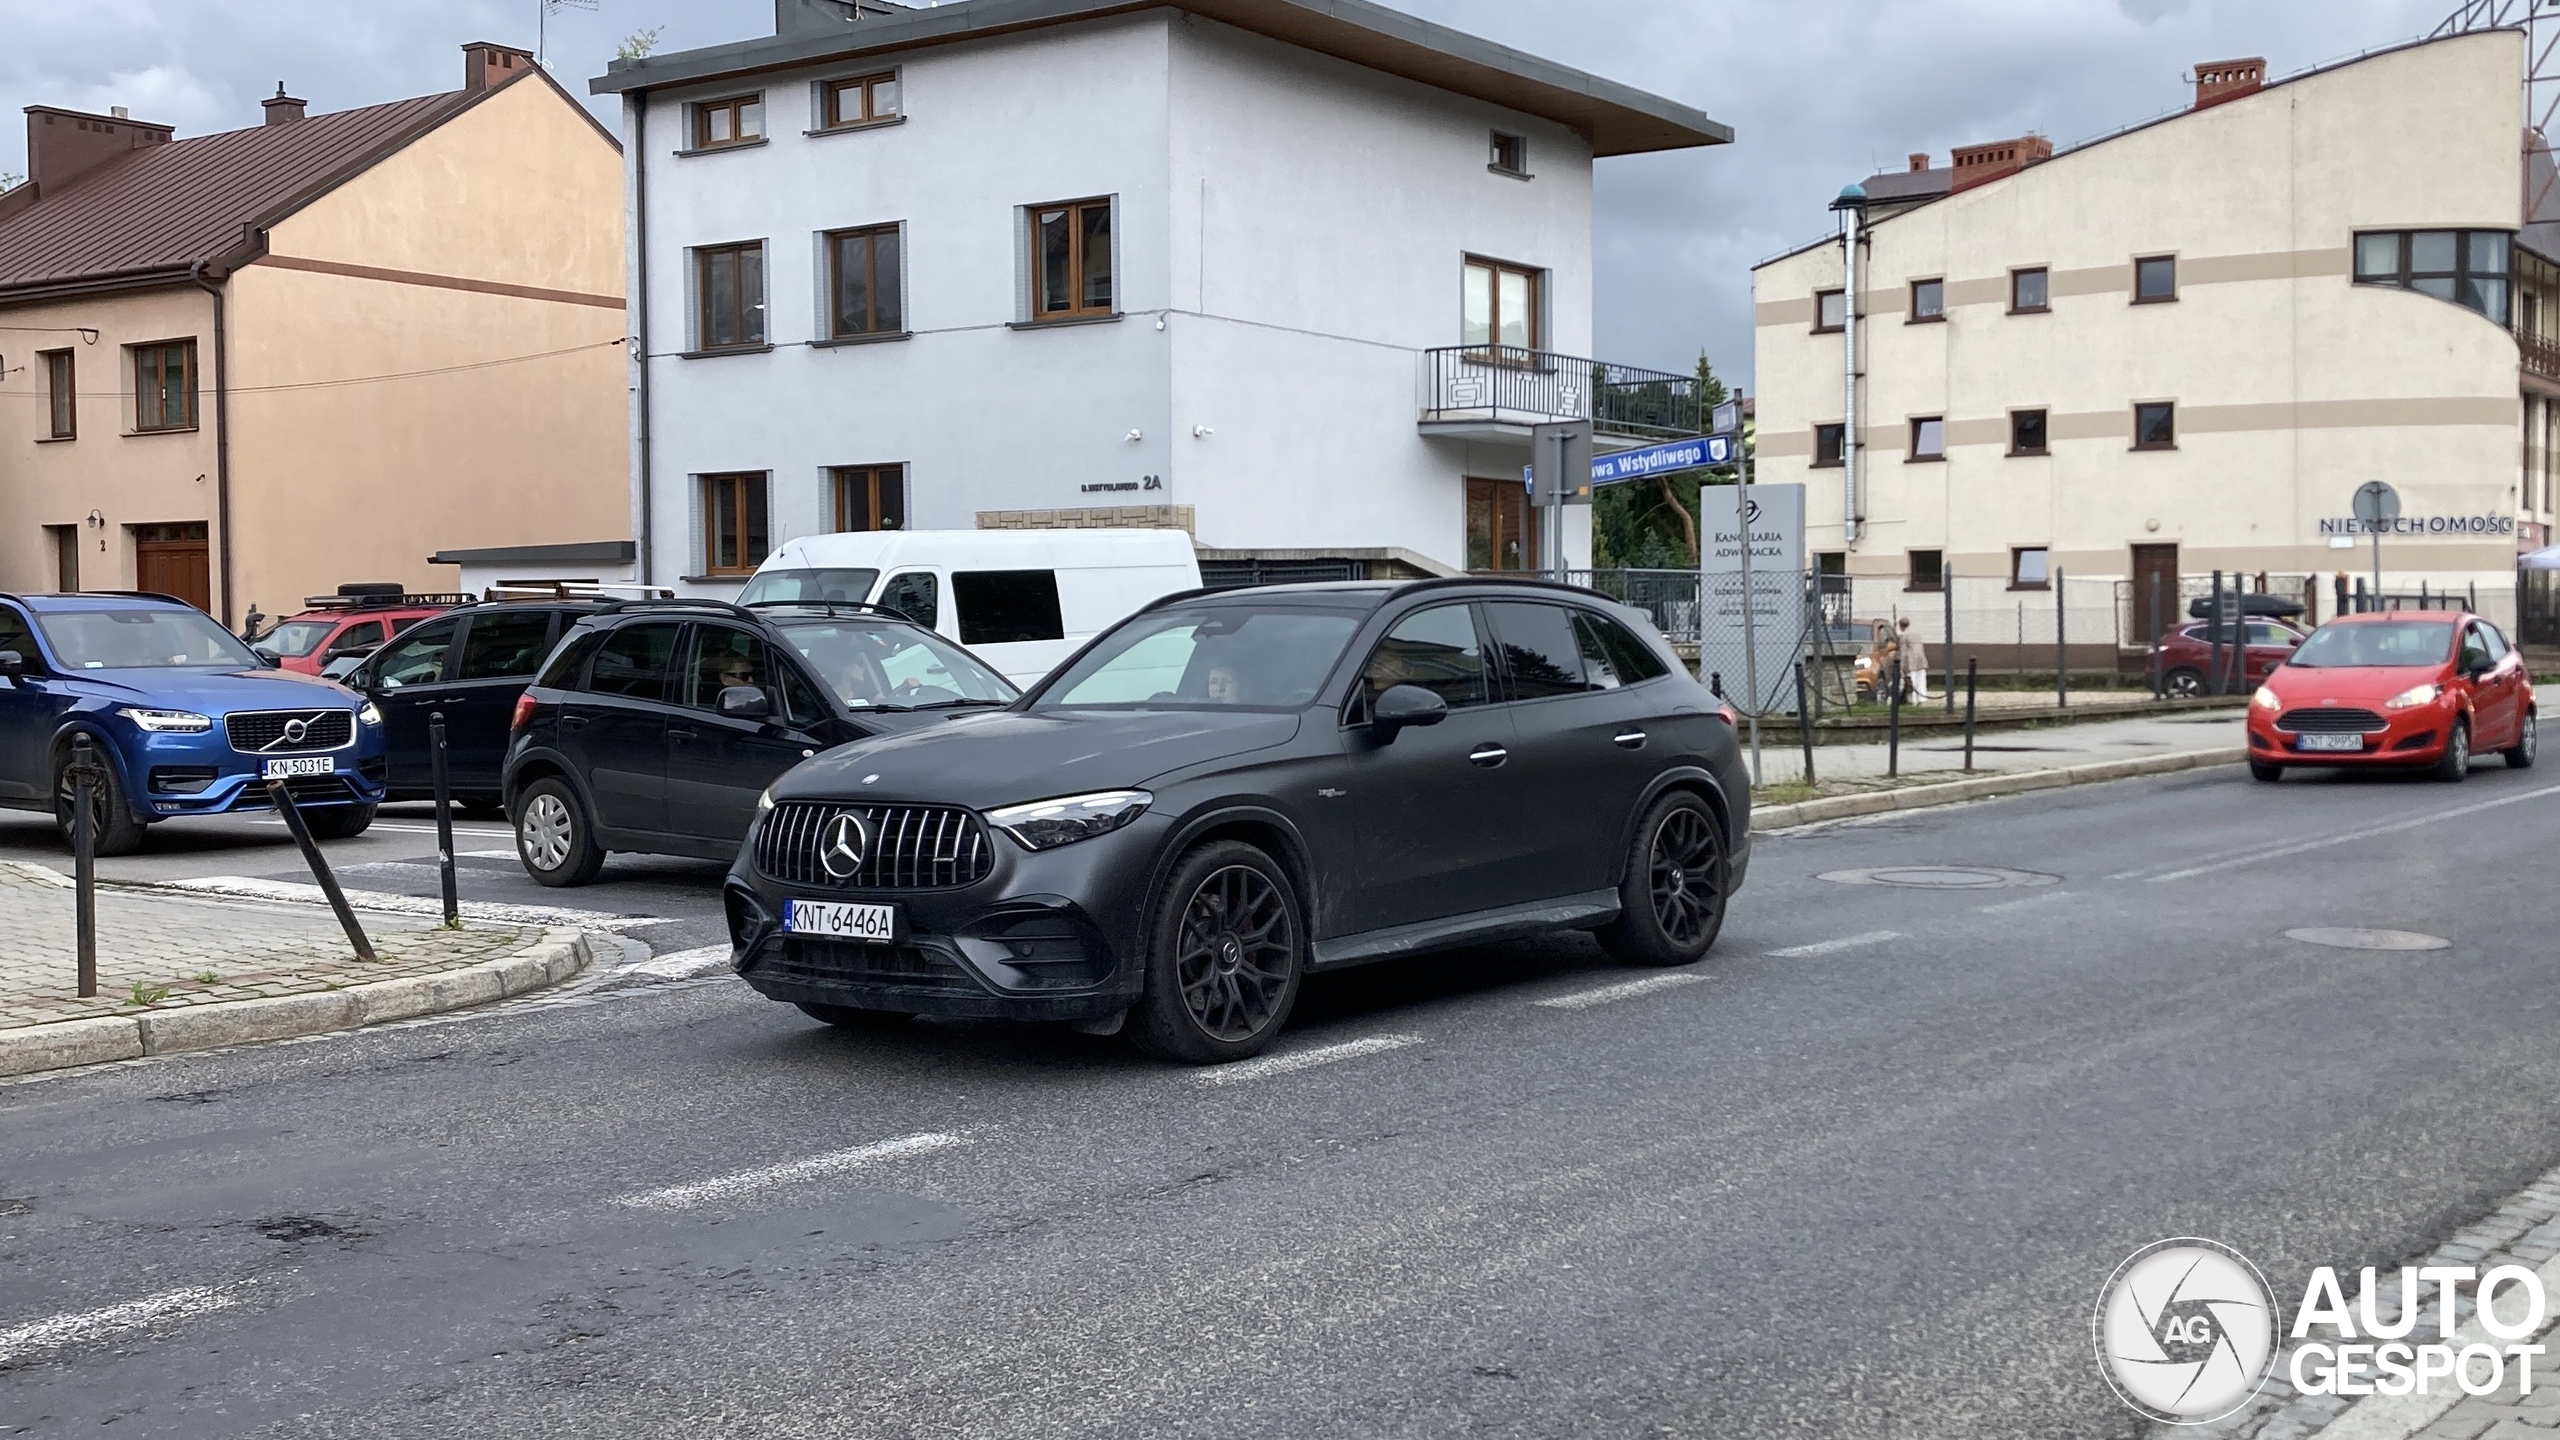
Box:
left=298, top=592, right=471, bottom=611
left=481, top=581, right=675, bottom=602
left=593, top=596, right=759, bottom=619
left=1392, top=574, right=1611, bottom=601
left=740, top=598, right=909, bottom=621
left=62, top=590, right=194, bottom=606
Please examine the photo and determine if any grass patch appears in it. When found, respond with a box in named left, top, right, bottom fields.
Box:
left=128, top=982, right=172, bottom=1006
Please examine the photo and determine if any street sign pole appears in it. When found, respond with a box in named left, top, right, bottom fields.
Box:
left=1736, top=402, right=1761, bottom=787
left=2353, top=481, right=2400, bottom=611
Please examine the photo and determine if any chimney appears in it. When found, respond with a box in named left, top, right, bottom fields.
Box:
left=1948, top=134, right=2054, bottom=194
left=20, top=105, right=175, bottom=201
left=262, top=83, right=306, bottom=126
left=462, top=41, right=535, bottom=92
left=2192, top=57, right=2267, bottom=111
left=1908, top=152, right=1930, bottom=173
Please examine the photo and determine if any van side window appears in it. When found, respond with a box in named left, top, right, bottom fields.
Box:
left=878, top=571, right=939, bottom=631
left=954, top=569, right=1065, bottom=645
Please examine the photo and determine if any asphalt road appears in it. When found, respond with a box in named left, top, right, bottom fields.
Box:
left=4, top=760, right=2557, bottom=1437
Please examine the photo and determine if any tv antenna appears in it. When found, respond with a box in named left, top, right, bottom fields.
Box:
left=538, top=0, right=599, bottom=67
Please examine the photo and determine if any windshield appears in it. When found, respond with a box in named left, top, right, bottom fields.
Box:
left=262, top=620, right=335, bottom=658
left=738, top=567, right=882, bottom=607
left=2287, top=620, right=2456, bottom=669
left=38, top=609, right=263, bottom=670
left=775, top=619, right=1016, bottom=710
left=1035, top=606, right=1364, bottom=711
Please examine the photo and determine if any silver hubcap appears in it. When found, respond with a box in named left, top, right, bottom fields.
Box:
left=2525, top=715, right=2538, bottom=760
left=521, top=793, right=573, bottom=870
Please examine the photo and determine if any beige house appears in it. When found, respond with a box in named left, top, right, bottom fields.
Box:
left=1753, top=28, right=2556, bottom=662
left=0, top=43, right=629, bottom=629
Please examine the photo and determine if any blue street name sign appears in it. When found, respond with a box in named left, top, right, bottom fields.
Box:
left=1522, top=432, right=1738, bottom=488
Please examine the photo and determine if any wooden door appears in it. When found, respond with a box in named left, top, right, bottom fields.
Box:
left=2130, top=544, right=2180, bottom=646
left=1465, top=477, right=1538, bottom=572
left=134, top=522, right=211, bottom=612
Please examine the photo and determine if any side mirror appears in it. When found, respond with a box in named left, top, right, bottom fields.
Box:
left=1369, top=683, right=1448, bottom=741
left=718, top=684, right=772, bottom=720
left=0, top=649, right=22, bottom=679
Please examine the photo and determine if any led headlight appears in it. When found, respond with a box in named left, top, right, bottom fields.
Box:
left=2252, top=686, right=2281, bottom=712
left=986, top=789, right=1152, bottom=851
left=119, top=707, right=213, bottom=733
left=2384, top=683, right=2440, bottom=710
left=757, top=785, right=778, bottom=813
left=356, top=701, right=384, bottom=727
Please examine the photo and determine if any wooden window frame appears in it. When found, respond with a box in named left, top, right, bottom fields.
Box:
left=1813, top=288, right=1846, bottom=334
left=830, top=464, right=907, bottom=533
left=2355, top=229, right=2514, bottom=326
left=2009, top=267, right=2050, bottom=314
left=1908, top=277, right=1946, bottom=323
left=1811, top=422, right=1846, bottom=468
left=694, top=241, right=767, bottom=352
left=2010, top=545, right=2051, bottom=591
left=2008, top=407, right=2049, bottom=456
left=1488, top=131, right=1528, bottom=178
left=40, top=348, right=74, bottom=440
left=1907, top=548, right=1944, bottom=593
left=826, top=224, right=903, bottom=338
left=1462, top=256, right=1543, bottom=356
left=2133, top=401, right=2177, bottom=451
left=1907, top=415, right=1945, bottom=462
left=131, top=339, right=196, bottom=433
left=820, top=71, right=900, bottom=130
left=691, top=94, right=765, bottom=151
left=2133, top=254, right=2178, bottom=304
left=1028, top=197, right=1115, bottom=322
left=699, top=472, right=770, bottom=577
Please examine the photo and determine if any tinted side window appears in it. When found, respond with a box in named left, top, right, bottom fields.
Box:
left=1360, top=604, right=1487, bottom=711
left=1579, top=611, right=1670, bottom=684
left=778, top=662, right=829, bottom=728
left=877, top=571, right=939, bottom=630
left=0, top=604, right=37, bottom=660
left=455, top=610, right=557, bottom=681
left=2477, top=622, right=2510, bottom=660
left=536, top=625, right=605, bottom=689
left=2461, top=626, right=2494, bottom=670
left=1486, top=602, right=1587, bottom=700
left=954, top=569, right=1065, bottom=645
left=373, top=617, right=458, bottom=688
left=683, top=626, right=772, bottom=710
left=325, top=620, right=385, bottom=657
left=587, top=622, right=681, bottom=701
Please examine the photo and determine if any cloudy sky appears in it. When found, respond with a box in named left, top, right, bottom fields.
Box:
left=0, top=0, right=2469, bottom=388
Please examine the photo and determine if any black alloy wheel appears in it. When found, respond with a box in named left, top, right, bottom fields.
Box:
left=1597, top=791, right=1727, bottom=967
left=2163, top=668, right=2205, bottom=699
left=53, top=743, right=148, bottom=858
left=2433, top=719, right=2471, bottom=783
left=1130, top=841, right=1304, bottom=1064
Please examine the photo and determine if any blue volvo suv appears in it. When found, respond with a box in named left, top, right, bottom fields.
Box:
left=0, top=593, right=388, bottom=855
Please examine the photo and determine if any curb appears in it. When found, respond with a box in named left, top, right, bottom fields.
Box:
left=0, top=928, right=595, bottom=1080
left=1750, top=747, right=2246, bottom=833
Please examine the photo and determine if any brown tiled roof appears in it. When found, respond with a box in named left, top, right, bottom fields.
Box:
left=0, top=90, right=473, bottom=296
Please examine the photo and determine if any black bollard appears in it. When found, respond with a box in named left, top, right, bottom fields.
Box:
left=267, top=779, right=376, bottom=962
left=1963, top=658, right=1979, bottom=773
left=1794, top=660, right=1816, bottom=786
left=429, top=712, right=459, bottom=928
left=1887, top=660, right=1903, bottom=779
left=70, top=734, right=99, bottom=998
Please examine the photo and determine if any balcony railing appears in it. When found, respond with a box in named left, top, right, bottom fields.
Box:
left=2524, top=330, right=2560, bottom=382
left=1418, top=346, right=1704, bottom=441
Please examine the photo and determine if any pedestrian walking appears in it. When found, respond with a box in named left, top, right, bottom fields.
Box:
left=1897, top=617, right=1932, bottom=701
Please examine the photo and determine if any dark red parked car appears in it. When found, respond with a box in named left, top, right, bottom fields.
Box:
left=2150, top=619, right=2305, bottom=698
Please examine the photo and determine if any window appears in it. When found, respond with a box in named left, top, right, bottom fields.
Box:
left=1908, top=416, right=1945, bottom=461
left=695, top=243, right=766, bottom=350
left=1031, top=197, right=1114, bottom=320
left=1489, top=131, right=1527, bottom=176
left=454, top=610, right=556, bottom=681
left=2353, top=229, right=2513, bottom=325
left=1909, top=278, right=1945, bottom=322
left=684, top=626, right=771, bottom=709
left=1359, top=604, right=1487, bottom=711
left=738, top=566, right=880, bottom=606
left=1815, top=288, right=1846, bottom=332
left=2010, top=408, right=2049, bottom=456
left=2134, top=401, right=2176, bottom=450
left=2010, top=267, right=2049, bottom=313
left=2011, top=546, right=2050, bottom=589
left=1572, top=611, right=1669, bottom=688
left=954, top=570, right=1065, bottom=645
left=587, top=622, right=681, bottom=701
left=321, top=620, right=385, bottom=661
left=1813, top=423, right=1847, bottom=468
left=2134, top=255, right=2177, bottom=303
left=692, top=94, right=763, bottom=150
left=372, top=617, right=457, bottom=689
left=877, top=570, right=938, bottom=630
left=132, top=340, right=195, bottom=431
left=778, top=619, right=1015, bottom=710
left=1487, top=601, right=1587, bottom=700
left=41, top=349, right=73, bottom=439
left=700, top=472, right=769, bottom=575
left=1908, top=549, right=1944, bottom=591
left=831, top=464, right=906, bottom=532
left=821, top=71, right=899, bottom=129
left=1463, top=257, right=1540, bottom=352
left=826, top=224, right=902, bottom=337
left=2461, top=624, right=2494, bottom=673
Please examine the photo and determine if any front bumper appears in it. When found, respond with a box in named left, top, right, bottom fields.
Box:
left=124, top=727, right=387, bottom=817
left=2247, top=703, right=2457, bottom=765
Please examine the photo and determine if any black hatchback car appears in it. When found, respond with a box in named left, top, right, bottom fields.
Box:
left=339, top=599, right=605, bottom=815
left=503, top=599, right=1018, bottom=885
left=727, top=579, right=1752, bottom=1063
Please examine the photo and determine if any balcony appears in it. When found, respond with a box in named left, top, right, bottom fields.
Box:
left=1417, top=346, right=1704, bottom=445
left=2524, top=330, right=2560, bottom=384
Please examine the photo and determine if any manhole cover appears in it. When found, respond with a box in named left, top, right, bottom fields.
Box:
left=2284, top=928, right=2449, bottom=952
left=1817, top=866, right=2062, bottom=890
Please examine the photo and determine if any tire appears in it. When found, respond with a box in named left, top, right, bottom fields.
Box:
left=795, top=1002, right=914, bottom=1028
left=2506, top=709, right=2538, bottom=769
left=2248, top=760, right=2284, bottom=783
left=2163, top=668, right=2205, bottom=699
left=302, top=803, right=377, bottom=840
left=2432, top=718, right=2471, bottom=783
left=53, top=743, right=148, bottom=858
left=1596, top=790, right=1729, bottom=967
left=1128, top=841, right=1305, bottom=1064
left=515, top=776, right=606, bottom=887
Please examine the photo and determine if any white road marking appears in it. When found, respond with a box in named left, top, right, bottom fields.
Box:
left=1977, top=889, right=2076, bottom=914
left=462, top=848, right=519, bottom=859
left=619, top=945, right=734, bottom=980
left=1533, top=972, right=1709, bottom=1010
left=613, top=1131, right=969, bottom=1211
left=1195, top=1034, right=1424, bottom=1086
left=250, top=819, right=514, bottom=839
left=147, top=876, right=679, bottom=929
left=2143, top=783, right=2560, bottom=883
left=0, top=1283, right=248, bottom=1366
left=1767, top=930, right=1903, bottom=958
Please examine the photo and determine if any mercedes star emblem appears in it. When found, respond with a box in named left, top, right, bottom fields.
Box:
left=819, top=811, right=869, bottom=880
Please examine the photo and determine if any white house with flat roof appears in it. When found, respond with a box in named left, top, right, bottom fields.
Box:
left=591, top=0, right=1729, bottom=593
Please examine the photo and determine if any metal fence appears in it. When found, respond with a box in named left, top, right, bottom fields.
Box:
left=1416, top=347, right=1704, bottom=440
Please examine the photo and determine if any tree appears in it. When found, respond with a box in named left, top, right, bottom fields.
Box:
left=615, top=27, right=662, bottom=60
left=0, top=171, right=21, bottom=193
left=1592, top=349, right=1735, bottom=568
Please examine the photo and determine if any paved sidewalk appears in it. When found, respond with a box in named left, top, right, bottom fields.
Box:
left=1744, top=705, right=2245, bottom=787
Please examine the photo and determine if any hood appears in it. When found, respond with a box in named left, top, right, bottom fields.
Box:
left=68, top=666, right=358, bottom=713
left=2263, top=663, right=2450, bottom=701
left=778, top=707, right=1304, bottom=808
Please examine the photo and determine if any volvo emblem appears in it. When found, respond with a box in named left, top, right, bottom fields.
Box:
left=819, top=811, right=869, bottom=880
left=276, top=716, right=310, bottom=748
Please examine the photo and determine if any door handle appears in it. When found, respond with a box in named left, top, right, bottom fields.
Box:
left=1468, top=743, right=1508, bottom=767
left=668, top=726, right=699, bottom=741
left=1613, top=729, right=1648, bottom=749
left=560, top=715, right=588, bottom=730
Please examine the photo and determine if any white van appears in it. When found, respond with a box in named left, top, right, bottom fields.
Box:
left=736, top=529, right=1203, bottom=687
